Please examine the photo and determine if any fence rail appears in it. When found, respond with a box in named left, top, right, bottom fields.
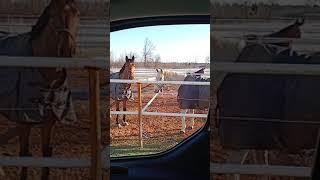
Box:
left=210, top=163, right=311, bottom=177
left=0, top=156, right=109, bottom=169
left=0, top=56, right=106, bottom=68
left=110, top=79, right=210, bottom=85
left=212, top=62, right=320, bottom=75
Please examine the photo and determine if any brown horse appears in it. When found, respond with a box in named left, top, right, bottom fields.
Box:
left=110, top=56, right=135, bottom=128
left=0, top=0, right=80, bottom=179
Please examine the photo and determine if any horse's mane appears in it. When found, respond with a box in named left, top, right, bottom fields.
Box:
left=267, top=18, right=304, bottom=38
left=30, top=3, right=52, bottom=40
left=119, top=63, right=126, bottom=74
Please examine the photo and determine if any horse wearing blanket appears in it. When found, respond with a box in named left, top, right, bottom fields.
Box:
left=177, top=68, right=210, bottom=133
left=0, top=0, right=80, bottom=179
left=213, top=17, right=320, bottom=168
left=110, top=56, right=135, bottom=128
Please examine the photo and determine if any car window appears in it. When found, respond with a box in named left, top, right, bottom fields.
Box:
left=110, top=24, right=210, bottom=158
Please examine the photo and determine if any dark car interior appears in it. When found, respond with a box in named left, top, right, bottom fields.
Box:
left=312, top=131, right=320, bottom=180
left=110, top=0, right=209, bottom=179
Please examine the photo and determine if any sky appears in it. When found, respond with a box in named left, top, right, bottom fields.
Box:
left=110, top=24, right=210, bottom=63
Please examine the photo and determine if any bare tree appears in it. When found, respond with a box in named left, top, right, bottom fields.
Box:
left=154, top=54, right=161, bottom=67
left=142, top=38, right=156, bottom=67
left=110, top=51, right=115, bottom=67
left=205, top=56, right=210, bottom=64
left=306, top=0, right=320, bottom=6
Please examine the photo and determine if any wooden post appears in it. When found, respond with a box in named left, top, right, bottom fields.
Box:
left=88, top=68, right=102, bottom=180
left=137, top=82, right=143, bottom=148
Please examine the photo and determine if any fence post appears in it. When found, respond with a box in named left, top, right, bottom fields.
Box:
left=137, top=82, right=143, bottom=148
left=88, top=67, right=102, bottom=180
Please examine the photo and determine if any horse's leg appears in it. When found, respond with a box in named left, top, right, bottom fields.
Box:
left=19, top=124, right=31, bottom=180
left=191, top=109, right=195, bottom=129
left=181, top=109, right=187, bottom=133
left=41, top=118, right=55, bottom=180
left=110, top=100, right=115, bottom=120
left=123, top=100, right=129, bottom=126
left=116, top=101, right=122, bottom=128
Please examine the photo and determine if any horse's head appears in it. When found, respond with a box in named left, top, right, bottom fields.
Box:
left=243, top=17, right=305, bottom=48
left=120, top=56, right=135, bottom=80
left=154, top=68, right=164, bottom=93
left=155, top=68, right=164, bottom=81
left=265, top=17, right=305, bottom=47
left=267, top=17, right=304, bottom=39
left=32, top=0, right=80, bottom=57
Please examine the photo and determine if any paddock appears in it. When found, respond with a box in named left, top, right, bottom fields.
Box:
left=110, top=76, right=210, bottom=157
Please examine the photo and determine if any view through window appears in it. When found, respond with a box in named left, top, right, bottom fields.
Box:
left=110, top=24, right=210, bottom=157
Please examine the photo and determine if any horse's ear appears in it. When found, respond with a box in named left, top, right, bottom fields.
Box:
left=156, top=69, right=159, bottom=72
left=129, top=56, right=135, bottom=63
left=126, top=56, right=129, bottom=62
left=295, top=17, right=305, bottom=26
left=160, top=69, right=163, bottom=73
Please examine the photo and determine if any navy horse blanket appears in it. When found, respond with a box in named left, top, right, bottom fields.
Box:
left=217, top=43, right=320, bottom=151
left=177, top=70, right=210, bottom=109
left=0, top=33, right=76, bottom=124
left=110, top=72, right=133, bottom=101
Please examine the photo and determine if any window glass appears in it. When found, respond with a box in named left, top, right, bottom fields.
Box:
left=110, top=24, right=210, bottom=157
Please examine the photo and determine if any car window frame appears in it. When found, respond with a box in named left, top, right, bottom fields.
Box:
left=110, top=15, right=210, bottom=160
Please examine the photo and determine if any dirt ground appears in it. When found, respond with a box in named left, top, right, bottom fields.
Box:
left=110, top=84, right=208, bottom=157
left=210, top=110, right=315, bottom=180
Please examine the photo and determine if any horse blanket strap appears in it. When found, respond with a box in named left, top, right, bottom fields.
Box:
left=0, top=33, right=77, bottom=124
left=110, top=72, right=133, bottom=101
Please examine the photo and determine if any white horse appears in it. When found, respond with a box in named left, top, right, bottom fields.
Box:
left=154, top=68, right=164, bottom=93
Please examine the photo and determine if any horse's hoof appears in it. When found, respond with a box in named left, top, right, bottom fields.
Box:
left=187, top=126, right=194, bottom=130
left=117, top=124, right=122, bottom=128
left=124, top=122, right=129, bottom=126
